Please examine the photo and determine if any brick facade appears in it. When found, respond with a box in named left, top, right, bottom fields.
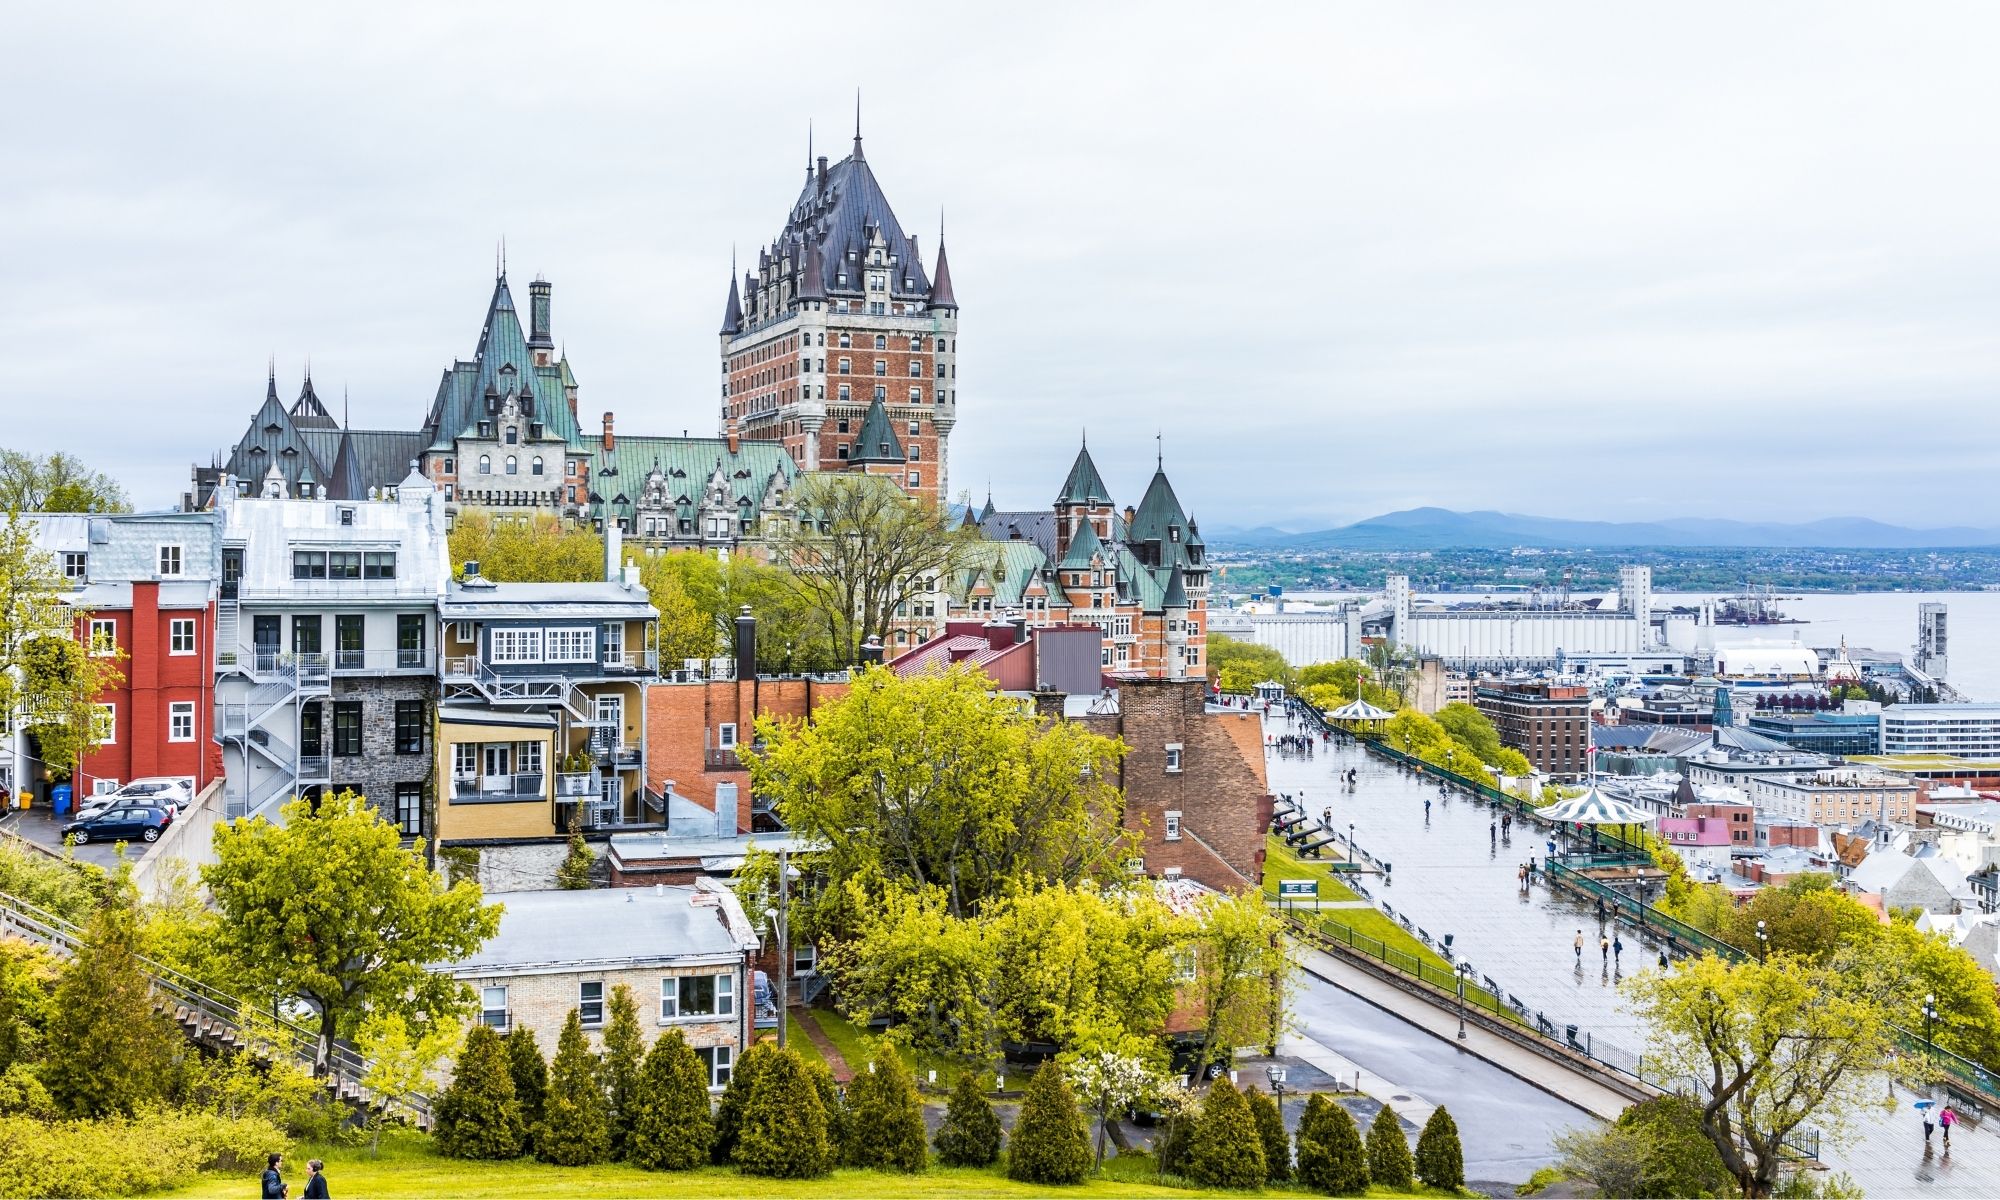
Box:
left=646, top=676, right=849, bottom=833
left=1475, top=680, right=1590, bottom=779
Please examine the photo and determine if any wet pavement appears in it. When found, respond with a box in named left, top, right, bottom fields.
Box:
left=0, top=804, right=152, bottom=870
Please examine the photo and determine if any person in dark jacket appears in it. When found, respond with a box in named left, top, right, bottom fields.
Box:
left=301, top=1159, right=329, bottom=1199
left=260, top=1153, right=287, bottom=1199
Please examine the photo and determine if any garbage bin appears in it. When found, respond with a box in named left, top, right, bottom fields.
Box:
left=51, top=783, right=71, bottom=818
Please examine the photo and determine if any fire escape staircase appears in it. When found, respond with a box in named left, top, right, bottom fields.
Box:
left=216, top=646, right=332, bottom=818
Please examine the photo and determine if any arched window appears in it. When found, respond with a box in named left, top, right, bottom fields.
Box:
left=531, top=457, right=544, bottom=476
left=505, top=456, right=518, bottom=475
left=478, top=455, right=491, bottom=474
left=874, top=334, right=886, bottom=350
left=504, top=426, right=518, bottom=445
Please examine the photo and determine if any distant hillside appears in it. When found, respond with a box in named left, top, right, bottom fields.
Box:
left=1215, top=508, right=2000, bottom=550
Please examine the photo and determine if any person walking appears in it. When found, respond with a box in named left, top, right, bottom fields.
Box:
left=302, top=1160, right=330, bottom=1200
left=1424, top=798, right=1432, bottom=820
left=1574, top=930, right=1585, bottom=965
left=1613, top=934, right=1624, bottom=966
left=1941, top=1103, right=1957, bottom=1149
left=261, top=1153, right=288, bottom=1200
left=1490, top=820, right=1498, bottom=846
left=1600, top=935, right=1611, bottom=966
left=1918, top=1099, right=1936, bottom=1146
left=1657, top=948, right=1669, bottom=970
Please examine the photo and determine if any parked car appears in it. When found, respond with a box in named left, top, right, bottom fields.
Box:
left=63, top=804, right=173, bottom=845
left=76, top=778, right=193, bottom=823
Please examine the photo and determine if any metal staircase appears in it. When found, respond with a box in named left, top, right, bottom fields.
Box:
left=443, top=656, right=590, bottom=723
left=217, top=651, right=332, bottom=818
left=0, top=889, right=432, bottom=1128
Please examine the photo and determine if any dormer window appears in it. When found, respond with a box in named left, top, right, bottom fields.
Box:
left=477, top=421, right=493, bottom=438
left=504, top=426, right=518, bottom=445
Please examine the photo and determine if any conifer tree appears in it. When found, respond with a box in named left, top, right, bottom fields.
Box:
left=934, top=1070, right=1004, bottom=1167
left=1366, top=1103, right=1414, bottom=1189
left=42, top=894, right=180, bottom=1118
left=1244, top=1083, right=1291, bottom=1182
left=1414, top=1105, right=1465, bottom=1191
left=1184, top=1076, right=1266, bottom=1190
left=844, top=1039, right=928, bottom=1171
left=1294, top=1093, right=1367, bottom=1195
left=538, top=1009, right=610, bottom=1165
left=1007, top=1061, right=1091, bottom=1185
left=434, top=1024, right=524, bottom=1160
left=625, top=1028, right=713, bottom=1171
left=712, top=1039, right=774, bottom=1164
left=600, top=985, right=645, bottom=1156
left=733, top=1045, right=832, bottom=1178
left=555, top=832, right=594, bottom=889
left=805, top=1056, right=849, bottom=1173
left=504, top=1025, right=548, bottom=1154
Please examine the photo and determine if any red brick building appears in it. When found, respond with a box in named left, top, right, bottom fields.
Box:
left=1475, top=679, right=1591, bottom=779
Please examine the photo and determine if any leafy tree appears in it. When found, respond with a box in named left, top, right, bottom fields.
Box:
left=844, top=1039, right=927, bottom=1172
left=1413, top=1105, right=1464, bottom=1191
left=538, top=1009, right=610, bottom=1165
left=0, top=449, right=128, bottom=513
left=1552, top=1119, right=1649, bottom=1199
left=934, top=1070, right=1003, bottom=1167
left=1065, top=1046, right=1165, bottom=1170
left=503, top=1025, right=548, bottom=1153
left=599, top=985, right=645, bottom=1156
left=1007, top=1061, right=1091, bottom=1185
left=1184, top=1076, right=1266, bottom=1189
left=1616, top=1095, right=1732, bottom=1198
left=733, top=1045, right=831, bottom=1178
left=1294, top=1092, right=1368, bottom=1195
left=824, top=884, right=998, bottom=1061
left=41, top=892, right=180, bottom=1117
left=1244, top=1084, right=1291, bottom=1182
left=638, top=549, right=837, bottom=673
left=554, top=832, right=594, bottom=890
left=711, top=1039, right=773, bottom=1164
left=1625, top=953, right=1896, bottom=1197
left=1713, top=875, right=1880, bottom=966
left=355, top=1011, right=462, bottom=1155
left=1187, top=890, right=1290, bottom=1078
left=1154, top=1089, right=1198, bottom=1179
left=0, top=515, right=123, bottom=779
left=1365, top=1104, right=1413, bottom=1188
left=749, top=665, right=1131, bottom=928
left=447, top=508, right=603, bottom=582
left=204, top=790, right=501, bottom=1071
left=433, top=1024, right=523, bottom=1160
left=1209, top=634, right=1292, bottom=694
left=1434, top=701, right=1505, bottom=763
left=625, top=1028, right=713, bottom=1171
left=989, top=887, right=1180, bottom=1053
left=770, top=472, right=982, bottom=663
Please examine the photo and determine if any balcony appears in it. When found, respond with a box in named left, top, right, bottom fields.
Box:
left=452, top=773, right=546, bottom=800
left=556, top=771, right=599, bottom=798
left=600, top=650, right=659, bottom=673
left=297, top=755, right=331, bottom=782
left=704, top=746, right=743, bottom=770
left=331, top=649, right=432, bottom=673
left=592, top=741, right=643, bottom=768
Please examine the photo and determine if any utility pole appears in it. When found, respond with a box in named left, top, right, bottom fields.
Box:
left=766, top=847, right=791, bottom=1049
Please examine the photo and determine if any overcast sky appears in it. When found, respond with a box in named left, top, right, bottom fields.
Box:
left=7, top=3, right=1999, bottom=531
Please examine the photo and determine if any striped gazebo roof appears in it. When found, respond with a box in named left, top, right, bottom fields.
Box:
left=1327, top=698, right=1396, bottom=723
left=1535, top=788, right=1657, bottom=826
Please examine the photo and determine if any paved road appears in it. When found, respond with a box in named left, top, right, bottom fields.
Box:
left=0, top=805, right=153, bottom=870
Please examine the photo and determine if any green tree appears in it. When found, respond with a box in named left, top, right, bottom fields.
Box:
left=638, top=550, right=838, bottom=673
left=433, top=1024, right=524, bottom=1160
left=1434, top=701, right=1505, bottom=764
left=599, top=985, right=645, bottom=1156
left=711, top=1039, right=772, bottom=1164
left=625, top=1028, right=713, bottom=1171
left=1294, top=1092, right=1368, bottom=1195
left=749, top=665, right=1131, bottom=927
left=1063, top=1045, right=1165, bottom=1170
left=1187, top=890, right=1291, bottom=1079
left=355, top=1011, right=462, bottom=1155
left=1413, top=1105, right=1464, bottom=1191
left=1715, top=875, right=1880, bottom=965
left=503, top=1025, right=548, bottom=1153
left=1625, top=953, right=1896, bottom=1197
left=1208, top=634, right=1292, bottom=695
left=934, top=1070, right=1003, bottom=1167
left=538, top=1009, right=610, bottom=1165
left=554, top=832, right=594, bottom=890
left=1617, top=1095, right=1733, bottom=1198
left=1184, top=1076, right=1266, bottom=1190
left=1245, top=1084, right=1291, bottom=1182
left=1155, top=1090, right=1198, bottom=1179
left=447, top=508, right=603, bottom=582
left=41, top=892, right=180, bottom=1117
left=1008, top=1061, right=1091, bottom=1185
left=1365, top=1104, right=1413, bottom=1188
left=0, top=514, right=123, bottom=779
left=0, top=449, right=129, bottom=513
left=805, top=1056, right=849, bottom=1172
left=733, top=1045, right=832, bottom=1179
left=989, top=887, right=1180, bottom=1054
left=204, top=790, right=501, bottom=1071
left=844, top=1039, right=928, bottom=1172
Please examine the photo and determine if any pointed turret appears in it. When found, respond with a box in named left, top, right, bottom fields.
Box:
left=720, top=272, right=744, bottom=335
left=1131, top=462, right=1190, bottom=546
left=1060, top=514, right=1105, bottom=570
left=328, top=429, right=367, bottom=501
left=1055, top=441, right=1111, bottom=507
left=848, top=395, right=905, bottom=465
left=798, top=242, right=827, bottom=302
left=928, top=241, right=958, bottom=311
left=1163, top=563, right=1189, bottom=610
left=979, top=490, right=996, bottom=521
left=265, top=362, right=279, bottom=404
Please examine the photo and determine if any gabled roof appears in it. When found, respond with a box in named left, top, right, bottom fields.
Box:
left=290, top=375, right=339, bottom=430
left=423, top=275, right=585, bottom=452
left=218, top=376, right=328, bottom=498
left=1056, top=443, right=1111, bottom=507
left=848, top=396, right=905, bottom=465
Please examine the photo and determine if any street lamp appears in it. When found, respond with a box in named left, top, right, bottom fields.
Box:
left=1457, top=961, right=1472, bottom=1041
left=1446, top=749, right=1455, bottom=779
left=1266, top=1064, right=1287, bottom=1105
left=1755, top=919, right=1769, bottom=962
left=1923, top=992, right=1939, bottom=1054
left=1348, top=822, right=1356, bottom=866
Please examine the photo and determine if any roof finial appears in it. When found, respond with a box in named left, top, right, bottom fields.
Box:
left=495, top=239, right=502, bottom=280
left=853, top=88, right=864, bottom=158
left=807, top=119, right=814, bottom=177
left=344, top=387, right=350, bottom=428
left=1157, top=430, right=1163, bottom=469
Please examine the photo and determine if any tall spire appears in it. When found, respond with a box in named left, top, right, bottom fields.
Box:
left=929, top=237, right=957, bottom=310
left=807, top=119, right=814, bottom=178
left=266, top=357, right=278, bottom=402
left=852, top=87, right=864, bottom=160
left=720, top=249, right=744, bottom=335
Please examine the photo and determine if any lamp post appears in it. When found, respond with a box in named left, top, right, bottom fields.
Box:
left=1348, top=822, right=1356, bottom=866
left=1457, top=961, right=1472, bottom=1041
left=1446, top=749, right=1455, bottom=780
left=1755, top=919, right=1768, bottom=962
left=1266, top=1064, right=1286, bottom=1106
left=1924, top=992, right=1939, bottom=1055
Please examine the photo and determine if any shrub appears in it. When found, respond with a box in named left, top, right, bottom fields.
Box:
left=1184, top=1077, right=1266, bottom=1190
left=733, top=1046, right=831, bottom=1178
left=804, top=1057, right=847, bottom=1173
left=504, top=1025, right=548, bottom=1152
left=1244, top=1083, right=1290, bottom=1182
left=0, top=1110, right=285, bottom=1199
left=555, top=833, right=594, bottom=889
left=1415, top=1105, right=1465, bottom=1190
left=1616, top=1094, right=1733, bottom=1198
left=433, top=1024, right=523, bottom=1160
left=1007, top=1061, right=1091, bottom=1185
left=711, top=1039, right=773, bottom=1164
left=600, top=986, right=645, bottom=1156
left=1155, top=1092, right=1198, bottom=1179
left=538, top=1009, right=610, bottom=1165
left=1294, top=1093, right=1367, bottom=1195
left=0, top=1063, right=53, bottom=1118
left=844, top=1040, right=927, bottom=1172
left=934, top=1070, right=1003, bottom=1167
left=1366, top=1103, right=1413, bottom=1188
left=625, top=1028, right=713, bottom=1170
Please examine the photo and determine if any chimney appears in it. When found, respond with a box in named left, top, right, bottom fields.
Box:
left=528, top=278, right=553, bottom=350
left=603, top=522, right=621, bottom=584
left=734, top=605, right=757, bottom=681
left=602, top=411, right=616, bottom=452
left=726, top=419, right=740, bottom=455
left=1123, top=505, right=1136, bottom=527
left=816, top=155, right=829, bottom=191
left=464, top=561, right=481, bottom=578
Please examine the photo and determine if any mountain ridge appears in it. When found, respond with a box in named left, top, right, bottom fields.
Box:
left=1210, top=508, right=2000, bottom=550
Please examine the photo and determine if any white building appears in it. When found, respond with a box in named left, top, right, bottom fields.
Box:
left=1880, top=703, right=2000, bottom=758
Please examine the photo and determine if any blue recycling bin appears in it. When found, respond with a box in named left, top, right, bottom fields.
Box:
left=51, top=784, right=71, bottom=817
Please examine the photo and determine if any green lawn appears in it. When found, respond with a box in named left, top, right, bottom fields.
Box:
left=1262, top=835, right=1454, bottom=974
left=803, top=1006, right=982, bottom=1090
left=150, top=1134, right=1456, bottom=1198
left=1262, top=833, right=1363, bottom=903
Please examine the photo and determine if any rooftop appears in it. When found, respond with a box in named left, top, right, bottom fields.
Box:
left=443, top=882, right=759, bottom=975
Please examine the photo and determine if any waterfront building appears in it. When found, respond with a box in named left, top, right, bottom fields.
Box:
left=1880, top=703, right=2000, bottom=759
left=1745, top=710, right=1882, bottom=756
left=1748, top=768, right=1919, bottom=827
left=1474, top=678, right=1590, bottom=779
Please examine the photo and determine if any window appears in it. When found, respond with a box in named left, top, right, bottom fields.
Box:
left=504, top=456, right=518, bottom=475
left=489, top=628, right=543, bottom=663
left=695, top=1045, right=733, bottom=1088
left=395, top=783, right=423, bottom=837
left=544, top=628, right=595, bottom=663
left=873, top=360, right=886, bottom=376
left=478, top=455, right=491, bottom=474
left=397, top=614, right=425, bottom=667
left=300, top=703, right=323, bottom=757
left=452, top=743, right=477, bottom=782
left=332, top=702, right=363, bottom=756
left=517, top=741, right=542, bottom=777
left=94, top=704, right=116, bottom=745
left=328, top=551, right=361, bottom=580
left=293, top=614, right=322, bottom=654
left=660, top=973, right=735, bottom=1020
left=907, top=360, right=922, bottom=377
left=395, top=701, right=427, bottom=755
left=580, top=981, right=604, bottom=1027
left=61, top=552, right=86, bottom=581
left=793, top=945, right=817, bottom=976
left=838, top=357, right=850, bottom=374
left=92, top=778, right=120, bottom=796
left=480, top=986, right=509, bottom=1029
left=443, top=457, right=455, bottom=474
left=338, top=506, right=354, bottom=526
left=873, top=334, right=886, bottom=349
left=168, top=702, right=195, bottom=743
left=286, top=552, right=322, bottom=583
left=157, top=545, right=183, bottom=576
left=169, top=618, right=196, bottom=655
left=1165, top=744, right=1183, bottom=773
left=717, top=723, right=737, bottom=748
left=531, top=457, right=544, bottom=476
left=909, top=446, right=920, bottom=462
left=837, top=444, right=849, bottom=460
left=1164, top=810, right=1183, bottom=841
left=873, top=385, right=886, bottom=402
left=335, top=614, right=364, bottom=668
left=89, top=618, right=117, bottom=656
left=836, top=418, right=849, bottom=434
left=364, top=553, right=397, bottom=579
left=504, top=426, right=518, bottom=445
left=908, top=420, right=920, bottom=436
left=907, top=472, right=920, bottom=487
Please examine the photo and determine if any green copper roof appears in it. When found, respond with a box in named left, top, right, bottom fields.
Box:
left=1060, top=517, right=1106, bottom=569
left=425, top=276, right=585, bottom=452
left=1055, top=443, right=1110, bottom=506
left=1162, top=563, right=1189, bottom=609
left=950, top=540, right=1058, bottom=608
left=848, top=396, right=905, bottom=465
left=579, top=434, right=795, bottom=524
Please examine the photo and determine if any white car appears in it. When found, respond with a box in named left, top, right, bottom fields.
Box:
left=79, top=777, right=193, bottom=821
